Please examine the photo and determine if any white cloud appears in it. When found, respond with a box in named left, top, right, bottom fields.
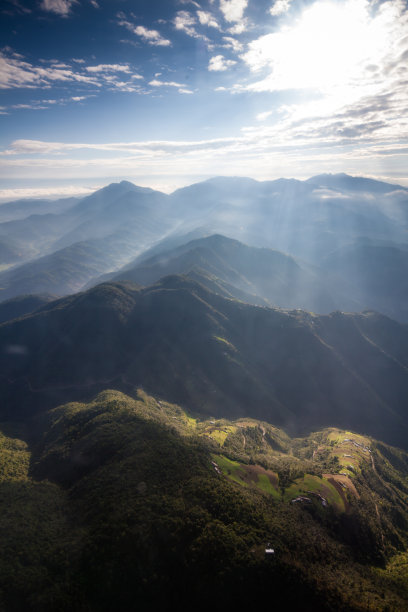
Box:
left=0, top=51, right=99, bottom=89
left=134, top=25, right=171, bottom=46
left=173, top=11, right=201, bottom=38
left=1, top=137, right=239, bottom=156
left=0, top=51, right=146, bottom=96
left=269, top=0, right=291, bottom=17
left=117, top=17, right=171, bottom=46
left=11, top=103, right=48, bottom=110
left=40, top=0, right=76, bottom=16
left=178, top=88, right=194, bottom=94
left=222, top=36, right=243, bottom=52
left=90, top=0, right=99, bottom=7
left=256, top=110, right=273, bottom=121
left=2, top=130, right=408, bottom=187
left=228, top=20, right=247, bottom=34
left=219, top=0, right=248, bottom=23
left=86, top=64, right=131, bottom=73
left=241, top=0, right=408, bottom=113
left=208, top=54, right=237, bottom=71
left=197, top=10, right=220, bottom=28
left=179, top=0, right=201, bottom=7
left=149, top=79, right=185, bottom=88
left=0, top=185, right=98, bottom=202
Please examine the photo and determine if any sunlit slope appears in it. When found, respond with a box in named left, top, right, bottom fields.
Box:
left=1, top=388, right=408, bottom=611
left=1, top=276, right=408, bottom=448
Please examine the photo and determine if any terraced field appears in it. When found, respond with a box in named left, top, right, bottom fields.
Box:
left=212, top=454, right=281, bottom=499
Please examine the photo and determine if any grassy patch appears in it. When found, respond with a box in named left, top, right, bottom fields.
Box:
left=256, top=472, right=280, bottom=498
left=212, top=454, right=248, bottom=487
left=283, top=474, right=345, bottom=511
left=203, top=425, right=238, bottom=446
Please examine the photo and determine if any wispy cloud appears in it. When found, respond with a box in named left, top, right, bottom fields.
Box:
left=149, top=79, right=185, bottom=88
left=0, top=185, right=99, bottom=202
left=0, top=51, right=99, bottom=89
left=1, top=137, right=240, bottom=156
left=117, top=15, right=172, bottom=47
left=208, top=55, right=236, bottom=71
left=173, top=10, right=207, bottom=40
left=134, top=25, right=172, bottom=47
left=222, top=36, right=243, bottom=52
left=2, top=94, right=94, bottom=112
left=3, top=0, right=31, bottom=15
left=0, top=51, right=146, bottom=97
left=1, top=126, right=408, bottom=186
left=85, top=64, right=131, bottom=73
left=40, top=0, right=77, bottom=16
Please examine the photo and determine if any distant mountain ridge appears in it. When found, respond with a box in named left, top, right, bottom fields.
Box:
left=101, top=233, right=351, bottom=313
left=1, top=173, right=408, bottom=321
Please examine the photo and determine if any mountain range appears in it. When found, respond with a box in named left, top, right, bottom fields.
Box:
left=1, top=173, right=407, bottom=319
left=1, top=173, right=408, bottom=610
left=1, top=275, right=408, bottom=449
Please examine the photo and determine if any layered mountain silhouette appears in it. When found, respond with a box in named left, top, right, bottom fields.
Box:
left=1, top=174, right=407, bottom=321
left=99, top=234, right=352, bottom=313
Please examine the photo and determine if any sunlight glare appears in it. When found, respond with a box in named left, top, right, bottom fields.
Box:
left=244, top=0, right=392, bottom=96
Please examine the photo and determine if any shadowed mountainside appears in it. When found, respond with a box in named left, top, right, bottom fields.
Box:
left=1, top=276, right=408, bottom=448
left=0, top=293, right=57, bottom=324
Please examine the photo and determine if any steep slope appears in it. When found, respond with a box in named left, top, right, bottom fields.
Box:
left=106, top=234, right=350, bottom=313
left=0, top=230, right=150, bottom=301
left=0, top=181, right=172, bottom=279
left=0, top=181, right=176, bottom=301
left=1, top=389, right=408, bottom=611
left=53, top=181, right=171, bottom=248
left=1, top=277, right=408, bottom=448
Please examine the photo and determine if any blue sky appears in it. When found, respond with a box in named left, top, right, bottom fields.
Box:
left=1, top=0, right=408, bottom=199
